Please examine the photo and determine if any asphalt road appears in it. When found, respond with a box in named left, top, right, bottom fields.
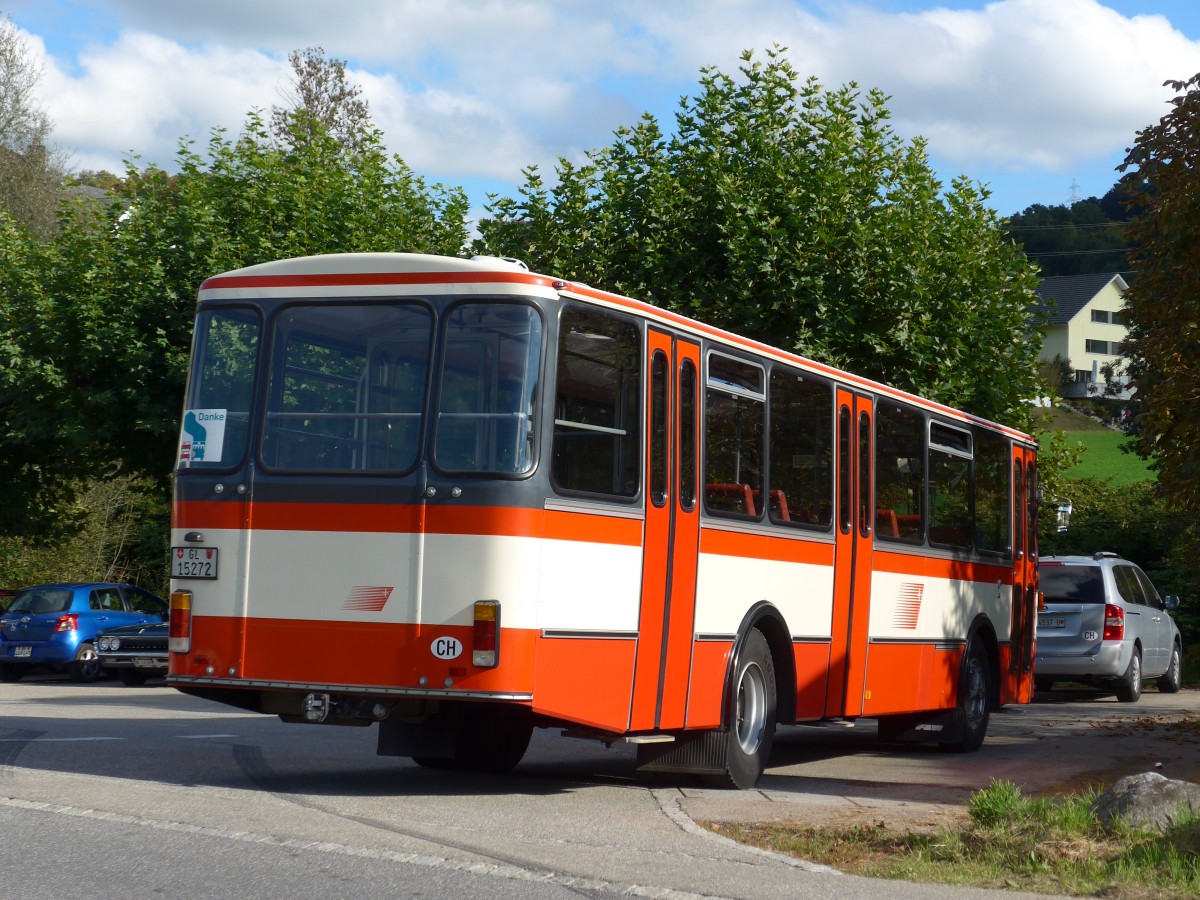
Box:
left=2, top=674, right=1195, bottom=899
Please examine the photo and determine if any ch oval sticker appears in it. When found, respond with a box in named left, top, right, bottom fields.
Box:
left=431, top=636, right=463, bottom=660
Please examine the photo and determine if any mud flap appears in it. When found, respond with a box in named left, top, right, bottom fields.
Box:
left=377, top=706, right=456, bottom=759
left=635, top=730, right=727, bottom=775
left=875, top=710, right=960, bottom=745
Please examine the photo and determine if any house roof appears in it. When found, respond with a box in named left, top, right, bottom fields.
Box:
left=1031, top=273, right=1128, bottom=324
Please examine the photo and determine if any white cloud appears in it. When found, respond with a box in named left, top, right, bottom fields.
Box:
left=17, top=0, right=1200, bottom=203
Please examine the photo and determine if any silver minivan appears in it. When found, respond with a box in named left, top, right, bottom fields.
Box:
left=1035, top=553, right=1183, bottom=702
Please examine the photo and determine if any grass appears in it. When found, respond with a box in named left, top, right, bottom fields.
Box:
left=1034, top=405, right=1154, bottom=486
left=707, top=777, right=1200, bottom=897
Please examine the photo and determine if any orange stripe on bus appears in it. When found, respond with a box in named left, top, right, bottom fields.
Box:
left=699, top=528, right=835, bottom=566
left=201, top=271, right=557, bottom=290
left=872, top=549, right=1014, bottom=584
left=174, top=501, right=642, bottom=545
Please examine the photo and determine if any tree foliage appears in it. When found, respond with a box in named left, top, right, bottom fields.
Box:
left=1003, top=186, right=1136, bottom=278
left=0, top=58, right=470, bottom=535
left=1118, top=73, right=1200, bottom=509
left=476, top=48, right=1043, bottom=428
left=0, top=13, right=66, bottom=238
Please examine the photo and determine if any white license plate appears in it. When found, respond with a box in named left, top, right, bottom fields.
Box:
left=1039, top=616, right=1066, bottom=628
left=133, top=657, right=160, bottom=668
left=13, top=645, right=31, bottom=657
left=172, top=546, right=218, bottom=579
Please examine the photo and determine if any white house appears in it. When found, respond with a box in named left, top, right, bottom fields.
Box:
left=1032, top=273, right=1132, bottom=400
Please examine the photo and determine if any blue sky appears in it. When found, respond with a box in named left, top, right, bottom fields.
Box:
left=7, top=0, right=1200, bottom=220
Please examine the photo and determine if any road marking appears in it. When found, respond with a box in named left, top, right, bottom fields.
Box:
left=177, top=734, right=239, bottom=739
left=0, top=737, right=122, bottom=742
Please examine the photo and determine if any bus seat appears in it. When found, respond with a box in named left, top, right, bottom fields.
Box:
left=753, top=489, right=790, bottom=521
left=705, top=483, right=756, bottom=516
left=876, top=508, right=899, bottom=537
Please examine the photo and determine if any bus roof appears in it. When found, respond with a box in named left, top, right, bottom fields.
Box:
left=197, top=252, right=1036, bottom=445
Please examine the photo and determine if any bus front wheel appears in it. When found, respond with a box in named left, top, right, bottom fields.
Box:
left=705, top=628, right=776, bottom=789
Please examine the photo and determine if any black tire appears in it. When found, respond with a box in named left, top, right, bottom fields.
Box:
left=0, top=663, right=23, bottom=683
left=1034, top=678, right=1054, bottom=695
left=704, top=628, right=776, bottom=789
left=1114, top=648, right=1142, bottom=703
left=117, top=668, right=148, bottom=687
left=941, top=638, right=990, bottom=752
left=1158, top=644, right=1182, bottom=694
left=67, top=642, right=101, bottom=682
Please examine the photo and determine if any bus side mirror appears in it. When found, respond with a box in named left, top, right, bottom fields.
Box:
left=1039, top=491, right=1072, bottom=533
left=1052, top=499, right=1072, bottom=533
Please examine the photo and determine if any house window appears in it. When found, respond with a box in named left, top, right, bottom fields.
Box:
left=1085, top=339, right=1116, bottom=354
left=1091, top=310, right=1110, bottom=324
left=1112, top=311, right=1127, bottom=326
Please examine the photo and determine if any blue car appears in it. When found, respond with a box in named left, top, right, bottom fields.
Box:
left=0, top=583, right=167, bottom=682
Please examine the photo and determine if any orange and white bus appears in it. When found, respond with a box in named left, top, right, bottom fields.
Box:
left=169, top=252, right=1039, bottom=788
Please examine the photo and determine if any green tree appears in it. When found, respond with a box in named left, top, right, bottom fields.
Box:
left=0, top=91, right=470, bottom=537
left=1004, top=191, right=1133, bottom=278
left=477, top=48, right=1044, bottom=428
left=1119, top=73, right=1200, bottom=508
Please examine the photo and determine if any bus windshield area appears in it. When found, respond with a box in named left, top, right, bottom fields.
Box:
left=179, top=301, right=543, bottom=475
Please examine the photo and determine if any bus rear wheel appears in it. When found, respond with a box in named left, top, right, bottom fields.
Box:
left=941, top=638, right=990, bottom=753
left=705, top=628, right=776, bottom=789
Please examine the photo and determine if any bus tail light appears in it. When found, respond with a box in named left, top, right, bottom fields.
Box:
left=169, top=589, right=193, bottom=653
left=473, top=600, right=499, bottom=667
left=1103, top=604, right=1124, bottom=641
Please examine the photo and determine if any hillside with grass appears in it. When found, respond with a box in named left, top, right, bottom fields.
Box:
left=1034, top=405, right=1153, bottom=486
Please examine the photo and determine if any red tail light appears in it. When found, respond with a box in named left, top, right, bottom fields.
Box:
left=473, top=600, right=499, bottom=667
left=169, top=589, right=192, bottom=653
left=54, top=614, right=78, bottom=633
left=1103, top=604, right=1124, bottom=641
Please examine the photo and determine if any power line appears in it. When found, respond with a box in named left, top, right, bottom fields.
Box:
left=1025, top=248, right=1131, bottom=258
left=1006, top=222, right=1127, bottom=231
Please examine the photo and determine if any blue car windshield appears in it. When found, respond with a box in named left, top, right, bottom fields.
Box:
left=7, top=589, right=72, bottom=615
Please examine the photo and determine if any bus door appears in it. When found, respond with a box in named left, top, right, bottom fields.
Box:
left=1008, top=447, right=1037, bottom=702
left=631, top=330, right=702, bottom=732
left=825, top=389, right=874, bottom=719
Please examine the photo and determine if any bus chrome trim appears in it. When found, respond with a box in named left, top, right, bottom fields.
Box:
left=540, top=629, right=638, bottom=640
left=167, top=675, right=533, bottom=702
left=543, top=498, right=645, bottom=519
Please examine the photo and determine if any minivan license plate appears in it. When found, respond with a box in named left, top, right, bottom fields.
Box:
left=1039, top=616, right=1065, bottom=628
left=172, top=546, right=218, bottom=579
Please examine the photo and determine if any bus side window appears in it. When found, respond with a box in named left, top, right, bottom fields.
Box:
left=767, top=368, right=832, bottom=529
left=550, top=305, right=641, bottom=498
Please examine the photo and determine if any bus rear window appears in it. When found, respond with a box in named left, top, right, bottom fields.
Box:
left=178, top=308, right=260, bottom=469
left=261, top=304, right=433, bottom=472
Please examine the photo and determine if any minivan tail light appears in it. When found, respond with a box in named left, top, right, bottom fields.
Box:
left=54, top=614, right=78, bottom=633
left=1103, top=604, right=1124, bottom=641
left=169, top=589, right=192, bottom=653
left=473, top=600, right=499, bottom=667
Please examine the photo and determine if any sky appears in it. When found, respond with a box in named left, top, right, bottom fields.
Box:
left=7, top=0, right=1200, bottom=221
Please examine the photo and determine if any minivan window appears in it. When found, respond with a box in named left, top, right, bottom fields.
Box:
left=1113, top=565, right=1146, bottom=605
left=1039, top=566, right=1104, bottom=604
